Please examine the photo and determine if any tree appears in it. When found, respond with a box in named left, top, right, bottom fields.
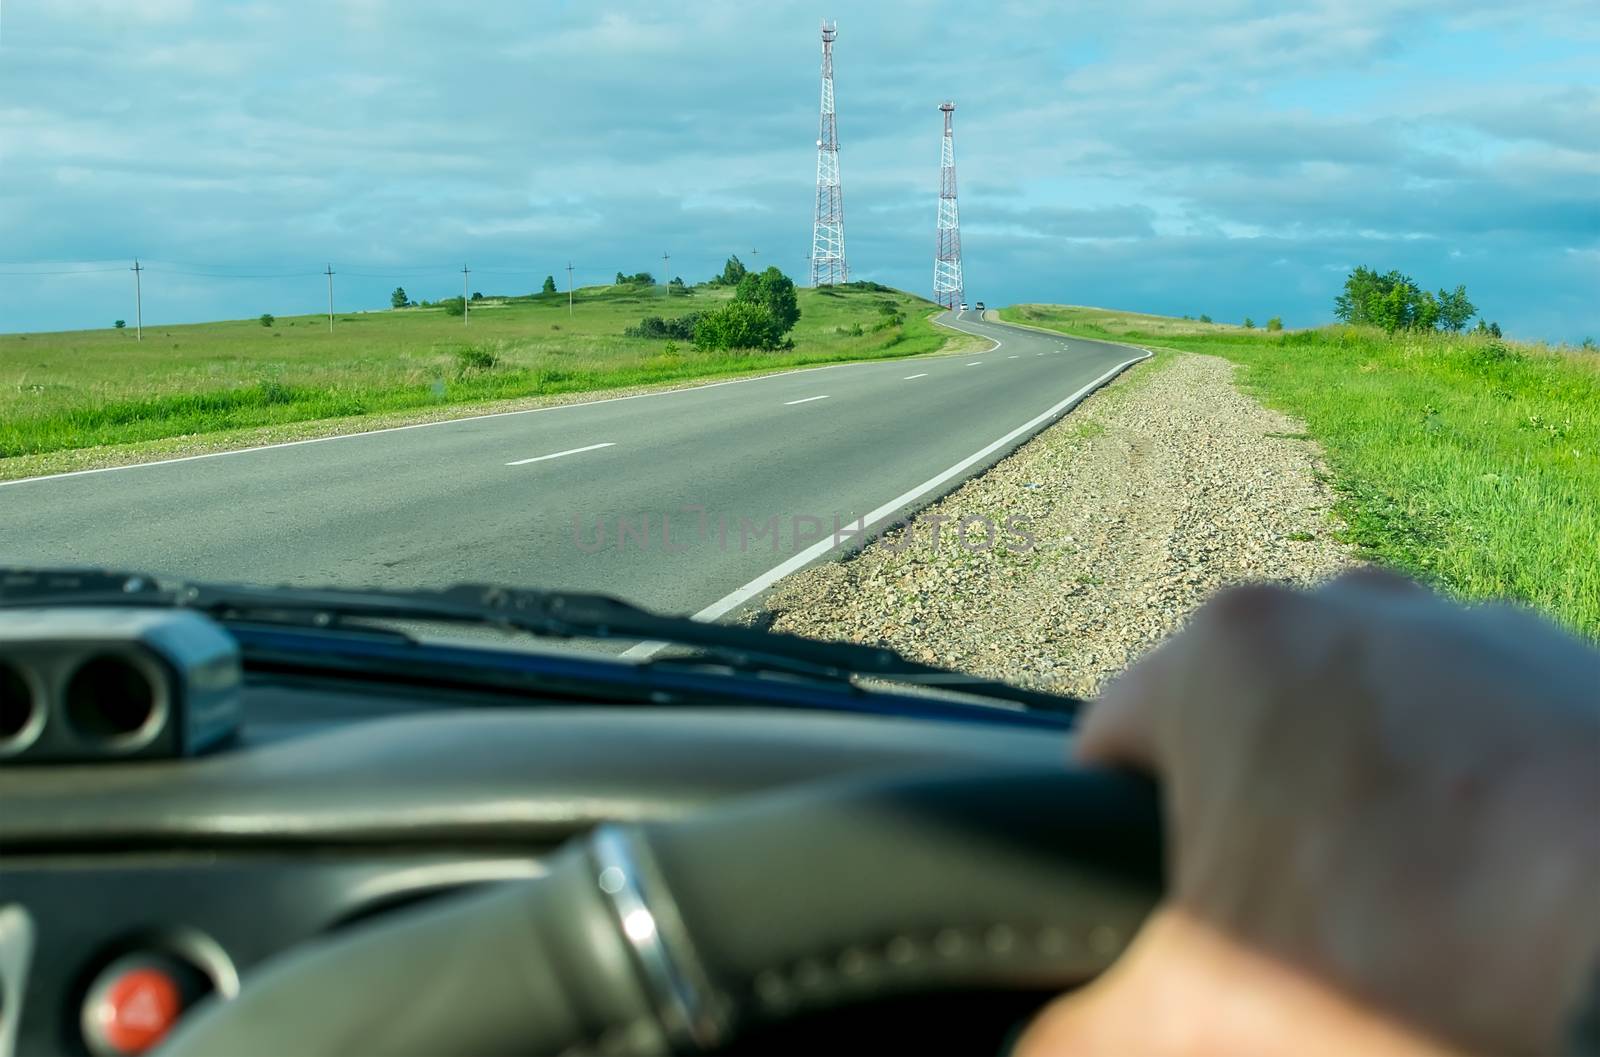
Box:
left=542, top=275, right=558, bottom=295
left=1199, top=314, right=1212, bottom=324
left=1436, top=285, right=1476, bottom=332
left=443, top=296, right=465, bottom=317
left=616, top=271, right=627, bottom=285
left=114, top=319, right=126, bottom=329
left=259, top=313, right=275, bottom=327
left=470, top=291, right=483, bottom=302
left=713, top=254, right=747, bottom=287
left=1243, top=317, right=1255, bottom=329
left=734, top=266, right=800, bottom=333
left=1266, top=317, right=1284, bottom=331
left=391, top=287, right=409, bottom=309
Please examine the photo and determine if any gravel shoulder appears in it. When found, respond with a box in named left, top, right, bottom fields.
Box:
left=746, top=349, right=1357, bottom=697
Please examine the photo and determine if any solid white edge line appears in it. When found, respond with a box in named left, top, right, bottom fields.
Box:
left=619, top=343, right=1154, bottom=660
left=0, top=360, right=864, bottom=490
left=782, top=395, right=830, bottom=406
left=930, top=312, right=1002, bottom=354
left=505, top=442, right=615, bottom=466
left=903, top=373, right=928, bottom=380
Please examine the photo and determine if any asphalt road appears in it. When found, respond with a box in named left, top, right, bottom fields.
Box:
left=0, top=311, right=1147, bottom=626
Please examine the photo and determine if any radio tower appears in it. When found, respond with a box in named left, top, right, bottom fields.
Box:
left=809, top=20, right=847, bottom=287
left=933, top=102, right=964, bottom=309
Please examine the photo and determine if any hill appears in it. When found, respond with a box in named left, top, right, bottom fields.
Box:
left=1, top=282, right=975, bottom=478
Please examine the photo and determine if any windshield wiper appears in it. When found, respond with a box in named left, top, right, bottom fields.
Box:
left=0, top=567, right=1081, bottom=716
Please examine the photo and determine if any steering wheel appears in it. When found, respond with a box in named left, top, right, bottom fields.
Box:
left=158, top=767, right=1163, bottom=1056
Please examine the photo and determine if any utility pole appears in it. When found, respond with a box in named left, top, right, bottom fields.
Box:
left=324, top=264, right=335, bottom=333
left=566, top=261, right=574, bottom=316
left=461, top=264, right=470, bottom=325
left=662, top=251, right=670, bottom=287
left=130, top=259, right=144, bottom=341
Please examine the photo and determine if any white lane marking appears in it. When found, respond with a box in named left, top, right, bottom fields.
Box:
left=506, top=442, right=615, bottom=466
left=620, top=345, right=1156, bottom=660
left=930, top=312, right=1002, bottom=354
left=903, top=373, right=928, bottom=380
left=1007, top=355, right=1019, bottom=359
left=965, top=361, right=982, bottom=367
left=0, top=361, right=864, bottom=489
left=783, top=395, right=830, bottom=406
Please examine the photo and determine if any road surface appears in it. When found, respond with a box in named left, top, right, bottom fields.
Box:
left=0, top=312, right=1146, bottom=628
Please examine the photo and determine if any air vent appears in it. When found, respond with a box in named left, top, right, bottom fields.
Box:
left=64, top=654, right=165, bottom=749
left=0, top=660, right=43, bottom=755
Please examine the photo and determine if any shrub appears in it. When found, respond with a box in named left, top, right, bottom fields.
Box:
left=1267, top=317, right=1284, bottom=331
left=443, top=297, right=466, bottom=317
left=470, top=291, right=483, bottom=302
left=625, top=313, right=703, bottom=340
left=114, top=320, right=125, bottom=329
left=694, top=301, right=782, bottom=350
left=259, top=313, right=275, bottom=327
left=453, top=345, right=498, bottom=371
left=1199, top=314, right=1213, bottom=323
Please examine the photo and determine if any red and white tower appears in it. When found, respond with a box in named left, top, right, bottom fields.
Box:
left=933, top=102, right=964, bottom=309
left=809, top=21, right=848, bottom=287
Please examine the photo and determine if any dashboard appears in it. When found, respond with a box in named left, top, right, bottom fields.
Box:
left=1, top=671, right=1066, bottom=1056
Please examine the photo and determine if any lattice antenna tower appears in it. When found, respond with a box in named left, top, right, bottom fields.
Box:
left=809, top=20, right=848, bottom=287
left=933, top=102, right=964, bottom=309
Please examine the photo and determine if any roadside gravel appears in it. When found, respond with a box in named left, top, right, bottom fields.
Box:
left=746, top=350, right=1356, bottom=697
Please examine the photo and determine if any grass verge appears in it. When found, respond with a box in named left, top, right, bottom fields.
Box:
left=2, top=283, right=980, bottom=473
left=1002, top=304, right=1600, bottom=638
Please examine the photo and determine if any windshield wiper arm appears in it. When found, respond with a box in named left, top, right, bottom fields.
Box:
left=0, top=567, right=1082, bottom=716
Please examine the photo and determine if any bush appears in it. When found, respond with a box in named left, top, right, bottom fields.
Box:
left=114, top=320, right=125, bottom=329
left=625, top=313, right=703, bottom=340
left=443, top=297, right=466, bottom=317
left=1199, top=314, right=1213, bottom=323
left=694, top=301, right=782, bottom=350
left=615, top=271, right=654, bottom=285
left=259, top=313, right=275, bottom=327
left=470, top=291, right=483, bottom=302
left=1267, top=317, right=1284, bottom=331
left=453, top=345, right=497, bottom=371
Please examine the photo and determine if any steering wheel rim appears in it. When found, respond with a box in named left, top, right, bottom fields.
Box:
left=158, top=766, right=1162, bottom=1056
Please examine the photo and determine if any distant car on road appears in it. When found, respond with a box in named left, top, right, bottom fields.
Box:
left=975, top=301, right=986, bottom=311
left=958, top=302, right=969, bottom=312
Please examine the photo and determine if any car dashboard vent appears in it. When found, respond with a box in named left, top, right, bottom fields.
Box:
left=0, top=609, right=240, bottom=764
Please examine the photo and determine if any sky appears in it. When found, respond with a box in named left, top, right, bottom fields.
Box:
left=1, top=0, right=1596, bottom=340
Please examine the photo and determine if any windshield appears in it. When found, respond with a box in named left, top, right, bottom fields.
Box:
left=1, top=4, right=1595, bottom=691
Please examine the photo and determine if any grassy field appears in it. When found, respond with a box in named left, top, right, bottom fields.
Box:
left=0, top=282, right=965, bottom=464
left=1002, top=304, right=1600, bottom=638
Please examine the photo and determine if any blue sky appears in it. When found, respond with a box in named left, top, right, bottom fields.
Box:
left=1, top=0, right=1596, bottom=340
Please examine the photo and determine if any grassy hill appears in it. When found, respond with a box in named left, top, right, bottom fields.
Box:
left=1002, top=304, right=1600, bottom=638
left=1, top=282, right=969, bottom=474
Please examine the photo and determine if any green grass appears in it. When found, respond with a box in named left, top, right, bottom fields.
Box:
left=0, top=283, right=963, bottom=461
left=1003, top=304, right=1600, bottom=638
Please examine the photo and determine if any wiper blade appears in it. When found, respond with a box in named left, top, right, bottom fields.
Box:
left=0, top=567, right=1081, bottom=716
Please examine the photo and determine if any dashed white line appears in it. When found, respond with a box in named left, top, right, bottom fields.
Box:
left=620, top=345, right=1156, bottom=659
left=783, top=395, right=830, bottom=406
left=1007, top=355, right=1019, bottom=359
left=966, top=361, right=983, bottom=367
left=506, top=442, right=615, bottom=466
left=903, top=373, right=929, bottom=380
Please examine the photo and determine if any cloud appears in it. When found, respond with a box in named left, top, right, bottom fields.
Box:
left=0, top=0, right=1595, bottom=340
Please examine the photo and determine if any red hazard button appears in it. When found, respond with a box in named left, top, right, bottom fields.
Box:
left=86, top=963, right=184, bottom=1055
